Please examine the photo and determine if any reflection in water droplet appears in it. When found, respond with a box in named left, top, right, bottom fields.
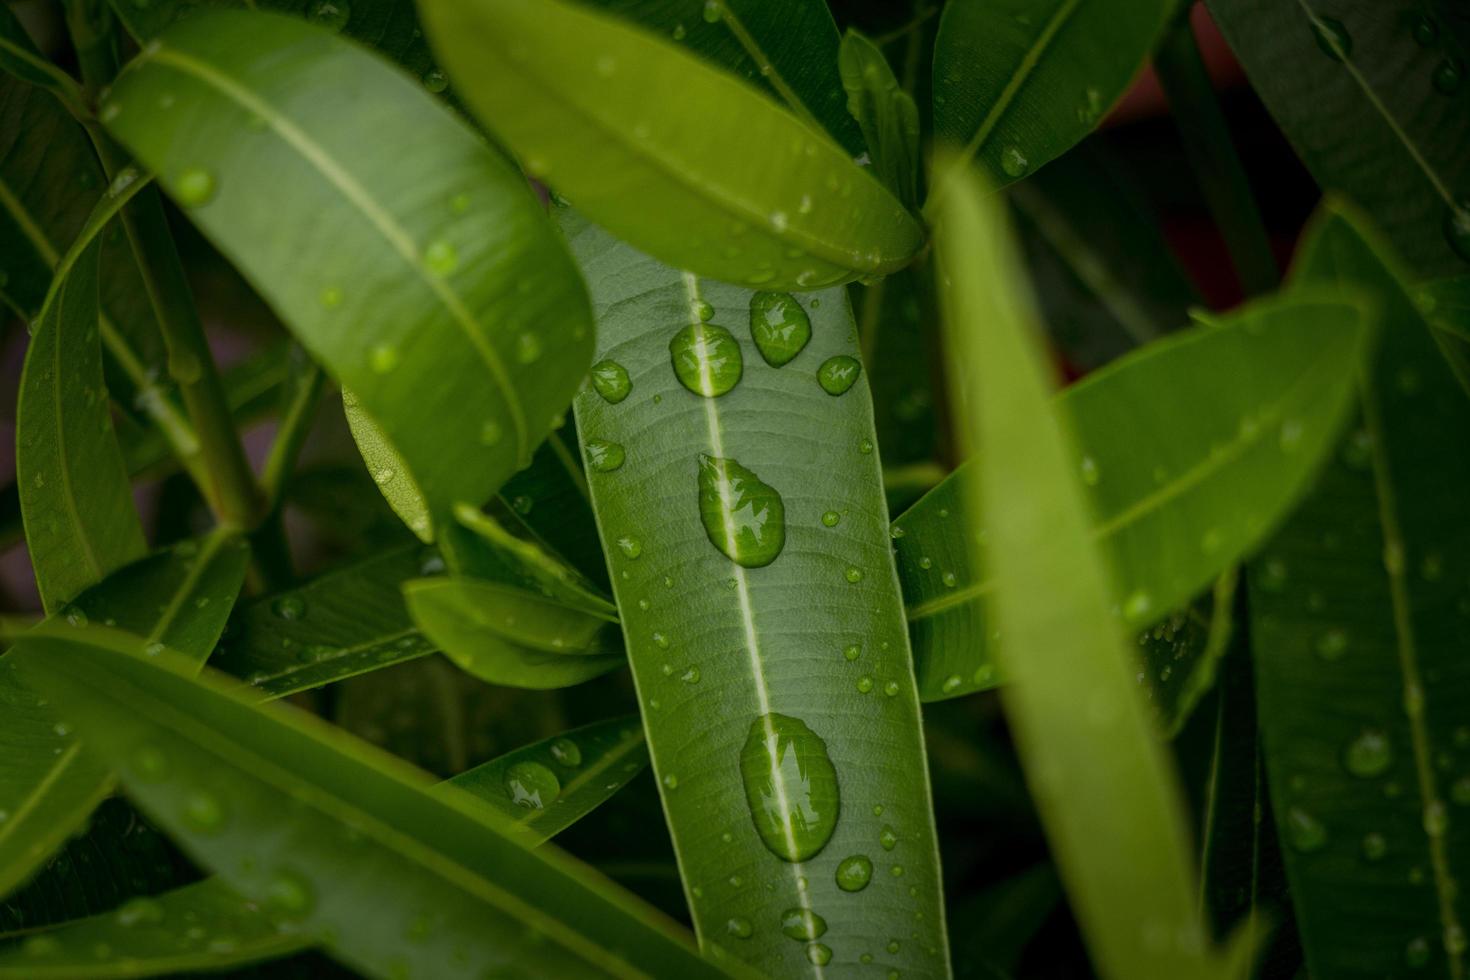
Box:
left=1311, top=15, right=1352, bottom=60
left=504, top=760, right=561, bottom=810
left=616, top=536, right=642, bottom=560
left=836, top=854, right=873, bottom=892
left=585, top=439, right=626, bottom=472
left=423, top=67, right=448, bottom=93
left=590, top=359, right=632, bottom=403
left=726, top=917, right=753, bottom=939
left=697, top=455, right=785, bottom=567
left=749, top=292, right=812, bottom=367
left=670, top=322, right=742, bottom=397
left=781, top=907, right=828, bottom=940
left=549, top=738, right=582, bottom=767
left=880, top=824, right=898, bottom=850
left=1000, top=146, right=1028, bottom=178
left=740, top=713, right=840, bottom=862
left=807, top=943, right=832, bottom=966
left=817, top=355, right=862, bottom=396
left=272, top=596, right=306, bottom=621
left=693, top=299, right=715, bottom=321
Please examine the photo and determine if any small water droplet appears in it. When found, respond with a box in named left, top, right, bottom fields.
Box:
left=1406, top=935, right=1431, bottom=968
left=780, top=907, right=828, bottom=941
left=1361, top=832, right=1387, bottom=860
left=740, top=713, right=840, bottom=862
left=1000, top=145, right=1028, bottom=177
left=726, top=916, right=753, bottom=939
left=807, top=943, right=833, bottom=966
left=671, top=322, right=743, bottom=396
left=880, top=824, right=898, bottom=850
left=702, top=0, right=721, bottom=22
left=1412, top=15, right=1438, bottom=45
left=1344, top=729, right=1392, bottom=777
left=1445, top=202, right=1470, bottom=264
left=319, top=286, right=343, bottom=309
left=1284, top=806, right=1327, bottom=852
left=616, top=536, right=643, bottom=560
left=836, top=854, right=873, bottom=892
left=1424, top=801, right=1449, bottom=836
left=662, top=773, right=679, bottom=790
left=423, top=239, right=458, bottom=278
left=749, top=292, right=812, bottom=367
left=504, top=761, right=560, bottom=810
left=858, top=438, right=874, bottom=455
left=272, top=596, right=306, bottom=621
left=843, top=644, right=861, bottom=662
left=1432, top=57, right=1464, bottom=95
left=590, top=359, right=632, bottom=403
left=308, top=0, right=350, bottom=31
left=369, top=344, right=399, bottom=374
left=857, top=675, right=875, bottom=693
left=132, top=745, right=170, bottom=781
left=1122, top=590, right=1152, bottom=622
left=422, top=66, right=448, bottom=93
left=817, top=355, right=861, bottom=396
left=175, top=167, right=216, bottom=207
left=1079, top=456, right=1100, bottom=486
left=182, top=790, right=225, bottom=833
left=549, top=738, right=581, bottom=767
left=115, top=896, right=164, bottom=927
left=585, top=439, right=626, bottom=472
left=266, top=870, right=314, bottom=918
left=697, top=455, right=785, bottom=567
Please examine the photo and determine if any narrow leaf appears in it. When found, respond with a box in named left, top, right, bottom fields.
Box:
left=894, top=290, right=1373, bottom=702
left=565, top=208, right=949, bottom=976
left=931, top=154, right=1253, bottom=979
left=1251, top=202, right=1470, bottom=977
left=9, top=637, right=722, bottom=979
left=421, top=0, right=923, bottom=290
left=839, top=30, right=920, bottom=208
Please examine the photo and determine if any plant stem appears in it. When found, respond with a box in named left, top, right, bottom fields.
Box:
left=1153, top=11, right=1279, bottom=297
left=64, top=0, right=263, bottom=529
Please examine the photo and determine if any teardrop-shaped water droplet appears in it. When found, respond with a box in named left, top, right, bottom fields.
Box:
left=697, top=455, right=785, bottom=567
left=589, top=359, right=631, bottom=403
left=749, top=292, right=811, bottom=367
left=836, top=854, right=873, bottom=892
left=504, top=760, right=560, bottom=810
left=585, top=439, right=626, bottom=472
left=817, top=355, right=861, bottom=395
left=670, top=322, right=742, bottom=397
left=780, top=907, right=828, bottom=940
left=739, top=713, right=840, bottom=862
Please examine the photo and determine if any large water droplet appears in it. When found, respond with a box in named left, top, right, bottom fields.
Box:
left=739, top=713, right=840, bottom=862
left=1311, top=16, right=1352, bottom=60
left=836, top=854, right=873, bottom=892
left=697, top=455, right=785, bottom=567
left=670, top=322, right=742, bottom=397
left=817, top=355, right=861, bottom=396
left=175, top=167, right=216, bottom=207
left=749, top=292, right=811, bottom=367
left=585, top=439, right=626, bottom=472
left=590, top=359, right=632, bottom=403
left=1344, top=729, right=1392, bottom=777
left=780, top=907, right=828, bottom=940
left=504, top=760, right=560, bottom=810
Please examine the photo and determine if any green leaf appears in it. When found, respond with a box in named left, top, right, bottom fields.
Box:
left=1140, top=569, right=1238, bottom=737
left=497, top=430, right=609, bottom=590
left=929, top=0, right=1173, bottom=196
left=931, top=153, right=1249, bottom=980
left=0, top=531, right=249, bottom=899
left=421, top=0, right=923, bottom=290
left=0, top=715, right=649, bottom=978
left=1205, top=0, right=1470, bottom=277
left=563, top=208, right=949, bottom=975
left=1418, top=275, right=1470, bottom=398
left=0, top=4, right=86, bottom=116
left=579, top=0, right=866, bottom=156
left=948, top=864, right=1061, bottom=979
left=1250, top=202, right=1470, bottom=977
left=838, top=30, right=919, bottom=208
left=9, top=637, right=722, bottom=979
left=17, top=192, right=147, bottom=613
left=894, top=289, right=1374, bottom=702
left=103, top=9, right=594, bottom=534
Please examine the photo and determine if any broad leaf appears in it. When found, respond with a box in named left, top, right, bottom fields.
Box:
left=839, top=30, right=920, bottom=207
left=564, top=209, right=949, bottom=975
left=0, top=531, right=249, bottom=898
left=9, top=636, right=722, bottom=979
left=1251, top=203, right=1470, bottom=977
left=931, top=155, right=1247, bottom=979
left=1206, top=0, right=1470, bottom=277
left=930, top=0, right=1173, bottom=196
left=421, top=0, right=923, bottom=290
left=894, top=289, right=1373, bottom=702
left=0, top=716, right=649, bottom=977
left=103, top=9, right=594, bottom=536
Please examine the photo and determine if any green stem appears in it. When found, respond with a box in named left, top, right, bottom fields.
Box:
left=260, top=357, right=325, bottom=508
left=64, top=0, right=263, bottom=529
left=1153, top=13, right=1279, bottom=297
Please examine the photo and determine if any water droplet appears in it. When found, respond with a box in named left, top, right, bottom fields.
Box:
left=1284, top=806, right=1327, bottom=852
left=880, top=824, right=898, bottom=850
left=549, top=738, right=581, bottom=767
left=1447, top=924, right=1468, bottom=956
left=1412, top=15, right=1438, bottom=45
left=843, top=644, right=861, bottom=662
left=132, top=745, right=170, bottom=781
left=585, top=439, right=626, bottom=472
left=817, top=355, right=862, bottom=396
left=369, top=344, right=399, bottom=374
left=1432, top=57, right=1464, bottom=95
left=857, top=675, right=874, bottom=693
left=423, top=239, right=458, bottom=278
left=1424, top=801, right=1449, bottom=836
left=516, top=332, right=542, bottom=365
left=479, top=419, right=503, bottom=446
left=1315, top=628, right=1348, bottom=661
left=662, top=773, right=679, bottom=790
left=1257, top=558, right=1288, bottom=593
left=1000, top=145, right=1028, bottom=178
left=183, top=791, right=225, bottom=833
left=1311, top=16, right=1352, bottom=60
left=423, top=67, right=448, bottom=93
left=1344, top=729, right=1392, bottom=777
left=887, top=939, right=901, bottom=954
left=1278, top=419, right=1304, bottom=451
left=697, top=455, right=785, bottom=567
left=671, top=322, right=743, bottom=396
left=726, top=916, right=753, bottom=939
left=941, top=571, right=957, bottom=588
left=942, top=674, right=963, bottom=694
left=740, top=713, right=840, bottom=862
left=1445, top=202, right=1470, bottom=264
left=1079, top=456, right=1100, bottom=486
left=749, top=292, right=812, bottom=367
left=1406, top=935, right=1431, bottom=967
left=175, top=167, right=216, bottom=207
left=836, top=854, right=873, bottom=892
left=883, top=680, right=900, bottom=697
left=589, top=359, right=631, bottom=403
left=1122, top=590, right=1152, bottom=622
left=780, top=907, right=828, bottom=940
left=504, top=761, right=560, bottom=810
left=858, top=438, right=874, bottom=455
left=308, top=0, right=350, bottom=31
left=266, top=870, right=314, bottom=918
left=272, top=596, right=306, bottom=621
left=115, top=896, right=164, bottom=927
left=807, top=943, right=832, bottom=966
left=681, top=666, right=701, bottom=684
left=701, top=0, right=721, bottom=22
left=319, top=286, right=343, bottom=309
left=1361, top=832, right=1387, bottom=860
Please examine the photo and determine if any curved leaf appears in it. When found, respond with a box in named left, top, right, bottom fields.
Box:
left=1418, top=275, right=1470, bottom=397
left=930, top=0, right=1172, bottom=196
left=564, top=209, right=949, bottom=976
left=0, top=532, right=249, bottom=899
left=931, top=152, right=1247, bottom=980
left=894, top=288, right=1374, bottom=702
left=421, top=0, right=923, bottom=290
left=102, top=9, right=594, bottom=535
left=1206, top=0, right=1470, bottom=277
left=839, top=30, right=920, bottom=207
left=9, top=635, right=722, bottom=980
left=1251, top=203, right=1470, bottom=977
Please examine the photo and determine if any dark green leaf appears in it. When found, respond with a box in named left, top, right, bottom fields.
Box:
left=895, top=289, right=1374, bottom=702
left=10, top=636, right=722, bottom=979
left=1139, top=569, right=1237, bottom=737
left=497, top=430, right=609, bottom=589
left=0, top=532, right=249, bottom=898
left=103, top=9, right=594, bottom=537
left=839, top=30, right=920, bottom=207
left=1251, top=202, right=1470, bottom=977
left=564, top=208, right=948, bottom=975
left=1206, top=0, right=1470, bottom=277
left=422, top=0, right=923, bottom=290
left=1418, top=275, right=1470, bottom=397
left=949, top=864, right=1061, bottom=980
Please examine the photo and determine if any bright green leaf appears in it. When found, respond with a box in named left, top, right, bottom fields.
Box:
left=421, top=0, right=923, bottom=290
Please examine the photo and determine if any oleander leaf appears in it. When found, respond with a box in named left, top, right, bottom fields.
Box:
left=893, top=289, right=1373, bottom=702
left=838, top=30, right=920, bottom=207
left=496, top=430, right=609, bottom=589
left=1418, top=275, right=1470, bottom=397
left=1250, top=201, right=1470, bottom=977
left=0, top=716, right=649, bottom=978
left=0, top=531, right=249, bottom=899
left=421, top=0, right=923, bottom=291
left=929, top=0, right=1174, bottom=196
left=931, top=154, right=1253, bottom=980
left=1206, top=0, right=1470, bottom=277
left=8, top=635, right=722, bottom=980
left=102, top=9, right=594, bottom=539
left=564, top=208, right=949, bottom=976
